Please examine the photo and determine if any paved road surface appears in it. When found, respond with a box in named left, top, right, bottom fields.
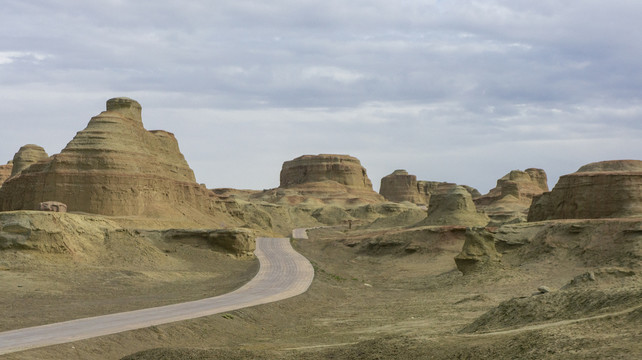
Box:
left=0, top=237, right=314, bottom=355
left=292, top=228, right=308, bottom=239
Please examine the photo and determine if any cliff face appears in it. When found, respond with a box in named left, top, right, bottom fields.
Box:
left=475, top=168, right=549, bottom=224
left=528, top=160, right=642, bottom=221
left=0, top=162, right=12, bottom=186
left=379, top=168, right=480, bottom=206
left=280, top=154, right=374, bottom=189
left=263, top=154, right=384, bottom=205
left=0, top=98, right=226, bottom=219
left=379, top=170, right=426, bottom=204
left=418, top=181, right=481, bottom=199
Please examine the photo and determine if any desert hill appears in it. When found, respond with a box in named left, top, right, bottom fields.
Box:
left=0, top=98, right=237, bottom=227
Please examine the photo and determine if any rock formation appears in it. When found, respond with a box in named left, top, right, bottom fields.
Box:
left=475, top=168, right=548, bottom=224
left=264, top=154, right=384, bottom=205
left=528, top=160, right=642, bottom=221
left=454, top=227, right=502, bottom=275
left=378, top=169, right=480, bottom=206
left=10, top=144, right=49, bottom=177
left=418, top=181, right=481, bottom=198
left=39, top=201, right=67, bottom=213
left=379, top=170, right=426, bottom=204
left=0, top=162, right=12, bottom=185
left=280, top=154, right=374, bottom=188
left=163, top=228, right=256, bottom=257
left=417, top=186, right=489, bottom=227
left=476, top=169, right=548, bottom=205
left=0, top=98, right=231, bottom=222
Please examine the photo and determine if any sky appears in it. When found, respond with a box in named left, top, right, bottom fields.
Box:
left=1, top=1, right=641, bottom=194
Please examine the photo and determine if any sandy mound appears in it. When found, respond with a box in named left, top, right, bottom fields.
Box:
left=357, top=202, right=426, bottom=229
left=416, top=186, right=489, bottom=227
left=460, top=286, right=642, bottom=334
left=332, top=225, right=466, bottom=256
left=561, top=267, right=638, bottom=290
left=497, top=219, right=642, bottom=268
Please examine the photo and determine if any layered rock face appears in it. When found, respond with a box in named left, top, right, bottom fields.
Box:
left=379, top=170, right=426, bottom=204
left=528, top=160, right=642, bottom=221
left=271, top=154, right=384, bottom=205
left=280, top=154, right=373, bottom=188
left=0, top=98, right=225, bottom=218
left=417, top=181, right=481, bottom=198
left=379, top=169, right=480, bottom=206
left=475, top=168, right=549, bottom=224
left=476, top=168, right=548, bottom=205
left=418, top=186, right=489, bottom=227
left=0, top=162, right=12, bottom=185
left=10, top=144, right=49, bottom=177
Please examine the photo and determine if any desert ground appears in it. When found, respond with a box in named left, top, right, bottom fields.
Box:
left=1, top=218, right=640, bottom=360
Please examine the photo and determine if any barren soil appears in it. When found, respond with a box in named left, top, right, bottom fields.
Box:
left=1, top=220, right=641, bottom=360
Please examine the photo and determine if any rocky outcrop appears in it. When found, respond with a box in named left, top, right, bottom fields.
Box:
left=0, top=98, right=232, bottom=223
left=39, top=201, right=67, bottom=212
left=378, top=169, right=480, bottom=206
left=260, top=154, right=384, bottom=206
left=528, top=160, right=642, bottom=221
left=10, top=144, right=49, bottom=177
left=454, top=227, right=501, bottom=275
left=163, top=228, right=256, bottom=257
left=475, top=168, right=549, bottom=224
left=0, top=162, right=12, bottom=185
left=280, top=154, right=374, bottom=188
left=417, top=181, right=481, bottom=198
left=379, top=170, right=426, bottom=204
left=476, top=169, right=548, bottom=205
left=417, top=186, right=489, bottom=227
left=0, top=211, right=120, bottom=254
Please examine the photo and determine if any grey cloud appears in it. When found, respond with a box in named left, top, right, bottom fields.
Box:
left=1, top=1, right=641, bottom=192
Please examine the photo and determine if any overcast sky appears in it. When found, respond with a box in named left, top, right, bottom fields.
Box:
left=1, top=1, right=641, bottom=193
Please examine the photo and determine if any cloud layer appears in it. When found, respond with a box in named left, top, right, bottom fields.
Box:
left=1, top=1, right=641, bottom=192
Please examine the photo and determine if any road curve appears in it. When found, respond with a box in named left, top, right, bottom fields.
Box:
left=0, top=237, right=314, bottom=355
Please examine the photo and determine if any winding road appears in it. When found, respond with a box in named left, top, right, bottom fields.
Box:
left=0, top=237, right=315, bottom=355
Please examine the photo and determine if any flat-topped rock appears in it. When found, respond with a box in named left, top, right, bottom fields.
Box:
left=577, top=160, right=642, bottom=173
left=528, top=160, right=642, bottom=221
left=105, top=97, right=143, bottom=124
left=280, top=154, right=374, bottom=189
left=268, top=154, right=384, bottom=205
left=379, top=170, right=426, bottom=204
